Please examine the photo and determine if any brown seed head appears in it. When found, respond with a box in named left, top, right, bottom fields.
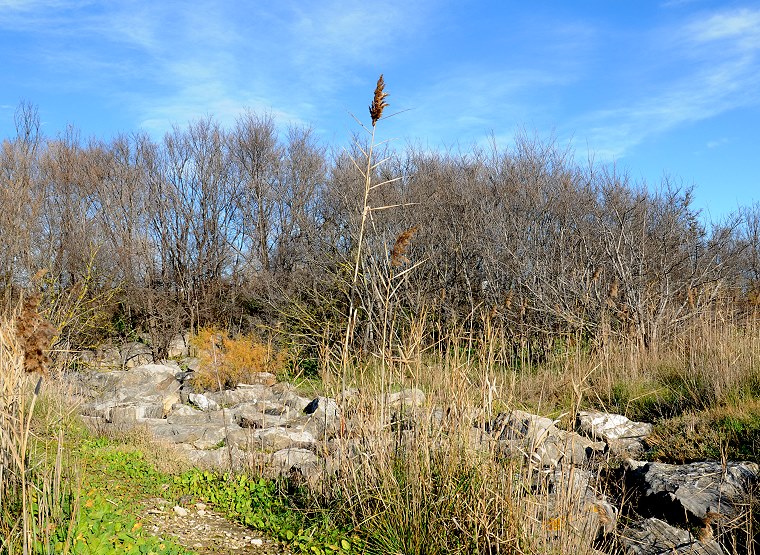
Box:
left=609, top=279, right=619, bottom=300
left=369, top=74, right=389, bottom=126
left=391, top=226, right=418, bottom=268
left=16, top=293, right=56, bottom=375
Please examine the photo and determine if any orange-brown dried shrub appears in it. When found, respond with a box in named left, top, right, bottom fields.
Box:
left=189, top=327, right=286, bottom=391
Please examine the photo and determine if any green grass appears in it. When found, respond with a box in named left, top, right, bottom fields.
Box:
left=72, top=430, right=357, bottom=555
left=647, top=400, right=760, bottom=464
left=171, top=470, right=358, bottom=555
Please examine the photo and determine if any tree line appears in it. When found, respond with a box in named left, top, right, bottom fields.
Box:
left=2, top=102, right=759, bottom=361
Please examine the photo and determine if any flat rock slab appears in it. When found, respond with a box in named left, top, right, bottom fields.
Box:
left=234, top=402, right=296, bottom=429
left=619, top=517, right=727, bottom=555
left=578, top=411, right=652, bottom=457
left=625, top=459, right=759, bottom=521
left=148, top=422, right=233, bottom=450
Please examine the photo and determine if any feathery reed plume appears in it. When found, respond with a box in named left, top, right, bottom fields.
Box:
left=369, top=74, right=389, bottom=126
left=15, top=293, right=56, bottom=375
left=608, top=279, right=619, bottom=301
left=390, top=225, right=418, bottom=268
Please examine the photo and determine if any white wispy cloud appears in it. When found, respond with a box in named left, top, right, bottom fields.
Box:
left=706, top=137, right=729, bottom=149
left=570, top=6, right=760, bottom=161
left=397, top=66, right=575, bottom=148
left=113, top=1, right=434, bottom=136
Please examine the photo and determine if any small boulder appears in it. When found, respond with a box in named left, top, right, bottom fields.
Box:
left=188, top=393, right=220, bottom=412
left=625, top=459, right=758, bottom=522
left=254, top=427, right=317, bottom=451
left=490, top=410, right=605, bottom=467
left=271, top=448, right=320, bottom=476
left=386, top=388, right=425, bottom=409
left=234, top=401, right=294, bottom=429
left=167, top=334, right=189, bottom=359
left=303, top=397, right=342, bottom=437
left=578, top=411, right=652, bottom=458
left=619, top=517, right=727, bottom=555
left=205, top=384, right=274, bottom=408
left=121, top=342, right=154, bottom=368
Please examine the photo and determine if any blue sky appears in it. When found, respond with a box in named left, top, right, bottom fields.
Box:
left=1, top=1, right=758, bottom=221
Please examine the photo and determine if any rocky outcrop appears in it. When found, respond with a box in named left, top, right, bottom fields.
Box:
left=73, top=350, right=758, bottom=555
left=489, top=409, right=606, bottom=466
left=619, top=517, right=727, bottom=555
left=624, top=459, right=758, bottom=522
left=79, top=363, right=181, bottom=424
left=578, top=411, right=652, bottom=458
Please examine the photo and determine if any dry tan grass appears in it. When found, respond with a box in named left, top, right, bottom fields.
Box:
left=319, top=344, right=613, bottom=554
left=315, top=305, right=760, bottom=553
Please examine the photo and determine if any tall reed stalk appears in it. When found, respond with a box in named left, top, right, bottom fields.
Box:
left=0, top=299, right=75, bottom=554
left=340, top=75, right=403, bottom=391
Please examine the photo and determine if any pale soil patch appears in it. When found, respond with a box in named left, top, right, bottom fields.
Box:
left=140, top=496, right=286, bottom=555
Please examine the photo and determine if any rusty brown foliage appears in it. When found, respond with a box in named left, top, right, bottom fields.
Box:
left=390, top=226, right=418, bottom=268
left=15, top=293, right=56, bottom=375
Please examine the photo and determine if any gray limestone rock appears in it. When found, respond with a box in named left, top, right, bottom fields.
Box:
left=81, top=364, right=181, bottom=422
left=95, top=344, right=121, bottom=369
left=386, top=388, right=426, bottom=409
left=625, top=459, right=758, bottom=521
left=121, top=341, right=154, bottom=368
left=234, top=401, right=295, bottom=429
left=188, top=393, right=220, bottom=412
left=490, top=410, right=605, bottom=467
left=271, top=448, right=320, bottom=476
left=303, top=397, right=342, bottom=437
left=175, top=444, right=249, bottom=470
left=578, top=411, right=652, bottom=458
left=148, top=422, right=230, bottom=450
left=167, top=408, right=235, bottom=427
left=619, top=517, right=727, bottom=555
left=167, top=334, right=190, bottom=359
left=204, top=384, right=274, bottom=408
left=274, top=385, right=312, bottom=412
left=255, top=427, right=317, bottom=451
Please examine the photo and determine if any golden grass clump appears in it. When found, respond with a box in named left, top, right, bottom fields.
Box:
left=190, top=327, right=286, bottom=391
left=369, top=74, right=389, bottom=126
